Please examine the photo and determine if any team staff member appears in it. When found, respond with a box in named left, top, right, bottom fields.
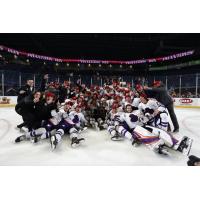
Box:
left=137, top=81, right=179, bottom=133
left=16, top=79, right=35, bottom=129
left=17, top=79, right=34, bottom=103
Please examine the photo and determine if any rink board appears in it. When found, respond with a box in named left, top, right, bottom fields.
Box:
left=1, top=96, right=200, bottom=108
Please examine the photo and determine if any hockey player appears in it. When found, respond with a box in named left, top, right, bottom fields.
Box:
left=122, top=94, right=132, bottom=107
left=105, top=94, right=114, bottom=111
left=111, top=102, right=193, bottom=156
left=30, top=108, right=62, bottom=143
left=69, top=105, right=88, bottom=131
left=133, top=125, right=193, bottom=156
left=87, top=93, right=101, bottom=130
left=138, top=93, right=169, bottom=131
left=114, top=104, right=141, bottom=143
left=50, top=103, right=85, bottom=150
left=106, top=103, right=123, bottom=141
left=91, top=95, right=109, bottom=131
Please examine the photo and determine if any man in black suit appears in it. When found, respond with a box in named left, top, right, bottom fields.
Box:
left=137, top=81, right=179, bottom=133
left=16, top=79, right=34, bottom=129
left=17, top=79, right=34, bottom=103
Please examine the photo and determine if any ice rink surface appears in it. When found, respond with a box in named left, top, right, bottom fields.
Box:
left=0, top=107, right=200, bottom=166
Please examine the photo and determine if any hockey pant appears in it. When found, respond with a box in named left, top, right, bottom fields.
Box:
left=107, top=125, right=117, bottom=136
left=24, top=119, right=59, bottom=140
left=24, top=127, right=47, bottom=139
left=52, top=120, right=79, bottom=144
left=148, top=112, right=169, bottom=132
left=115, top=125, right=134, bottom=140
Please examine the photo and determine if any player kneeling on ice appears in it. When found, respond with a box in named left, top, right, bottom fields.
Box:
left=138, top=94, right=169, bottom=132
left=106, top=103, right=123, bottom=141
left=50, top=104, right=85, bottom=150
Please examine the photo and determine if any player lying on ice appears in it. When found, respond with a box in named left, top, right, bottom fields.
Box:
left=108, top=102, right=193, bottom=156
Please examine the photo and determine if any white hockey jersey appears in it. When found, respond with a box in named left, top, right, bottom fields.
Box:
left=116, top=112, right=140, bottom=130
left=138, top=99, right=169, bottom=131
left=138, top=99, right=166, bottom=116
left=69, top=111, right=87, bottom=128
left=106, top=110, right=121, bottom=126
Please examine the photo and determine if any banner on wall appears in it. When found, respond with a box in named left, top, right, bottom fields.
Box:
left=0, top=45, right=195, bottom=65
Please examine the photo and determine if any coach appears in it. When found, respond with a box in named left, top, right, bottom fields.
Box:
left=143, top=81, right=179, bottom=133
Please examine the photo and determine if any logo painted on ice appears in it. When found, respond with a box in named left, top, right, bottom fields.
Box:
left=179, top=98, right=193, bottom=104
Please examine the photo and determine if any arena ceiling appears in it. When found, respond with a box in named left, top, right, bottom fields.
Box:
left=0, top=33, right=200, bottom=60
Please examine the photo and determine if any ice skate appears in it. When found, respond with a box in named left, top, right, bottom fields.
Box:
left=15, top=135, right=26, bottom=143
left=50, top=135, right=58, bottom=150
left=71, top=137, right=85, bottom=148
left=177, top=136, right=193, bottom=156
left=156, top=145, right=170, bottom=156
left=98, top=124, right=105, bottom=131
left=97, top=119, right=107, bottom=131
left=131, top=138, right=141, bottom=147
left=16, top=122, right=26, bottom=129
left=30, top=135, right=41, bottom=144
left=111, top=132, right=124, bottom=141
left=183, top=138, right=193, bottom=156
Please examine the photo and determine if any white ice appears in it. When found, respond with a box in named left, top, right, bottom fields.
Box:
left=0, top=107, right=200, bottom=166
